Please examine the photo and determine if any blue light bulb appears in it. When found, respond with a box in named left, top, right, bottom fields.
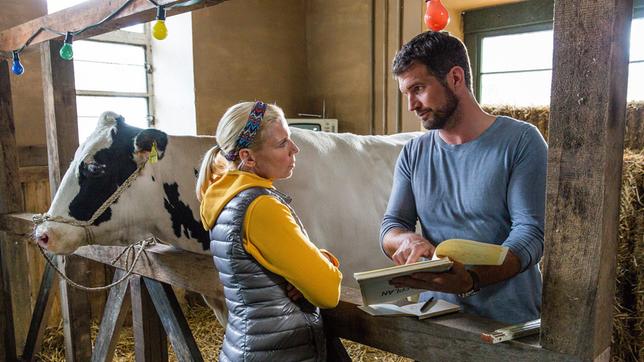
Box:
left=11, top=51, right=24, bottom=75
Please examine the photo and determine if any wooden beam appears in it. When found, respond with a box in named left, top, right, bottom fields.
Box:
left=142, top=278, right=203, bottom=362
left=74, top=244, right=220, bottom=298
left=0, top=58, right=21, bottom=362
left=0, top=63, right=24, bottom=215
left=21, top=262, right=59, bottom=362
left=0, top=235, right=17, bottom=362
left=91, top=269, right=131, bottom=362
left=41, top=39, right=79, bottom=193
left=58, top=255, right=92, bottom=362
left=131, top=276, right=168, bottom=362
left=323, top=288, right=577, bottom=362
left=540, top=0, right=633, bottom=360
left=41, top=37, right=95, bottom=362
left=0, top=232, right=33, bottom=355
left=0, top=0, right=228, bottom=53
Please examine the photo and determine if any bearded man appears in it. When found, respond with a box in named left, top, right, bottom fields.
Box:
left=380, top=31, right=547, bottom=324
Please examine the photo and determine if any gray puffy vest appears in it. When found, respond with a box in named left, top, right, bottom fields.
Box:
left=210, top=187, right=326, bottom=362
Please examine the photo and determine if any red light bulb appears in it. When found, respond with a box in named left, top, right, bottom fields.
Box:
left=424, top=0, right=449, bottom=32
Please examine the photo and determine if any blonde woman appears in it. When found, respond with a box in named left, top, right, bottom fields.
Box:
left=196, top=101, right=342, bottom=361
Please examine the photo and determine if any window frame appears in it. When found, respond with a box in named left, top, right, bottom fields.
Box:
left=463, top=0, right=644, bottom=103
left=77, top=26, right=156, bottom=127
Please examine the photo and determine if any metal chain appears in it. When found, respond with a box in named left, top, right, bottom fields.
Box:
left=37, top=237, right=156, bottom=292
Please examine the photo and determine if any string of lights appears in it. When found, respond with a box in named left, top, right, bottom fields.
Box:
left=4, top=0, right=204, bottom=76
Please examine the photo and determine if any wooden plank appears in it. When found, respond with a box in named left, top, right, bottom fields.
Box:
left=41, top=39, right=79, bottom=193
left=131, top=276, right=168, bottom=362
left=0, top=56, right=21, bottom=362
left=323, top=289, right=578, bottom=362
left=74, top=244, right=220, bottom=299
left=91, top=269, right=131, bottom=362
left=0, top=234, right=17, bottom=362
left=540, top=0, right=633, bottom=360
left=142, top=278, right=203, bottom=362
left=0, top=213, right=36, bottom=235
left=0, top=232, right=32, bottom=355
left=58, top=255, right=93, bottom=362
left=0, top=0, right=228, bottom=53
left=19, top=166, right=49, bottom=183
left=21, top=261, right=58, bottom=362
left=41, top=37, right=95, bottom=362
left=17, top=145, right=48, bottom=167
left=0, top=62, right=24, bottom=216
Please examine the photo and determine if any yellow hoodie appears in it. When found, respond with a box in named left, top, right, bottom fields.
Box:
left=200, top=170, right=342, bottom=308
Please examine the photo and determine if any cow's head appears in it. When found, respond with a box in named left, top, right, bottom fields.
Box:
left=34, top=112, right=169, bottom=254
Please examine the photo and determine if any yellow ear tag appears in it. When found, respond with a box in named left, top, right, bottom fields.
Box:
left=149, top=141, right=159, bottom=164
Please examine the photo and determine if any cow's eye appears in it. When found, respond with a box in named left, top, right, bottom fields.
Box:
left=80, top=161, right=106, bottom=178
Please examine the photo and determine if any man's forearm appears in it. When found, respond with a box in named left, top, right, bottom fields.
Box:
left=471, top=250, right=522, bottom=288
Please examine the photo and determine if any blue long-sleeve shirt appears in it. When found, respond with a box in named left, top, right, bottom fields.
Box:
left=380, top=116, right=547, bottom=324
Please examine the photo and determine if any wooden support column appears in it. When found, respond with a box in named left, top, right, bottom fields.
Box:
left=143, top=278, right=203, bottom=362
left=0, top=59, right=21, bottom=362
left=541, top=0, right=633, bottom=360
left=131, top=276, right=168, bottom=362
left=91, top=269, right=131, bottom=362
left=41, top=39, right=92, bottom=362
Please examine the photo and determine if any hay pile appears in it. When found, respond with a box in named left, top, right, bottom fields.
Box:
left=612, top=150, right=644, bottom=362
left=483, top=102, right=644, bottom=150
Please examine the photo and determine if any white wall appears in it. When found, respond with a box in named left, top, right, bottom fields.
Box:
left=151, top=12, right=197, bottom=135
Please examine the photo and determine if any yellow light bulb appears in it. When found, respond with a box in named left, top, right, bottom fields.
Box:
left=152, top=20, right=168, bottom=40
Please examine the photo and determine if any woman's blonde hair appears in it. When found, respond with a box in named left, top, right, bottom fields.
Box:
left=196, top=102, right=285, bottom=201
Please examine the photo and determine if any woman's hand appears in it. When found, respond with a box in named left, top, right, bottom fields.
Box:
left=286, top=283, right=303, bottom=301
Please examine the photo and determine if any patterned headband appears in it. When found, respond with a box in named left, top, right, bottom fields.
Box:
left=224, top=101, right=267, bottom=162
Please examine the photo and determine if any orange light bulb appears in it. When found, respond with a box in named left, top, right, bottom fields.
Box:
left=424, top=0, right=450, bottom=32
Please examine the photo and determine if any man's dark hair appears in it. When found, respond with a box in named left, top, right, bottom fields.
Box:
left=392, top=31, right=472, bottom=91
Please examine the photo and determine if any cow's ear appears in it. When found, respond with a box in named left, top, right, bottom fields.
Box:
left=134, top=129, right=168, bottom=163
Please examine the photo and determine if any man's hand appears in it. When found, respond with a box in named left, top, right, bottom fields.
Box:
left=390, top=233, right=435, bottom=265
left=389, top=261, right=473, bottom=294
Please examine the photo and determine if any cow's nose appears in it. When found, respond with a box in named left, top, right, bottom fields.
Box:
left=37, top=233, right=49, bottom=247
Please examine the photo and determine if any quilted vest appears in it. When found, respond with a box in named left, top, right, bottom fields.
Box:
left=210, top=187, right=326, bottom=362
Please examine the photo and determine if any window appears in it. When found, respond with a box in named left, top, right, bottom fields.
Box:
left=464, top=0, right=644, bottom=106
left=47, top=0, right=154, bottom=141
left=479, top=30, right=553, bottom=106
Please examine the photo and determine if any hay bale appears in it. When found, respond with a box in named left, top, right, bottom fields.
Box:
left=483, top=102, right=644, bottom=150
left=612, top=150, right=644, bottom=362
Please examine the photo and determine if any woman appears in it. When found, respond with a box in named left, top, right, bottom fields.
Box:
left=196, top=101, right=342, bottom=361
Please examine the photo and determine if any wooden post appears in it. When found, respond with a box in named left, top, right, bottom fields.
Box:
left=21, top=261, right=58, bottom=362
left=41, top=39, right=92, bottom=362
left=131, top=276, right=168, bottom=362
left=541, top=0, right=633, bottom=360
left=91, top=269, right=131, bottom=362
left=0, top=58, right=21, bottom=362
left=143, top=278, right=203, bottom=362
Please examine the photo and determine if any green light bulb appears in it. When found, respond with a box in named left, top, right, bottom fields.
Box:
left=59, top=43, right=74, bottom=60
left=152, top=20, right=168, bottom=40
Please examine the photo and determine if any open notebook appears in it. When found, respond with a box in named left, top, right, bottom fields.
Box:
left=358, top=299, right=460, bottom=320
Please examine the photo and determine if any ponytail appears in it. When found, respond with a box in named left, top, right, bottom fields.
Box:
left=195, top=144, right=229, bottom=201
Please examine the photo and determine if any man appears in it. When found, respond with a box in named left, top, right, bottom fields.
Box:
left=380, top=31, right=546, bottom=324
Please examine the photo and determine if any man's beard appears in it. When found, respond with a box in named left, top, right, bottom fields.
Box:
left=420, top=86, right=458, bottom=130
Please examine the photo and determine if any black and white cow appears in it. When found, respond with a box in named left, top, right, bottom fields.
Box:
left=34, top=111, right=419, bottom=323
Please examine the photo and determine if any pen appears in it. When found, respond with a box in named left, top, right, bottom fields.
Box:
left=420, top=297, right=435, bottom=313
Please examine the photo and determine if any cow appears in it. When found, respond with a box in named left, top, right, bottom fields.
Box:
left=33, top=111, right=420, bottom=324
